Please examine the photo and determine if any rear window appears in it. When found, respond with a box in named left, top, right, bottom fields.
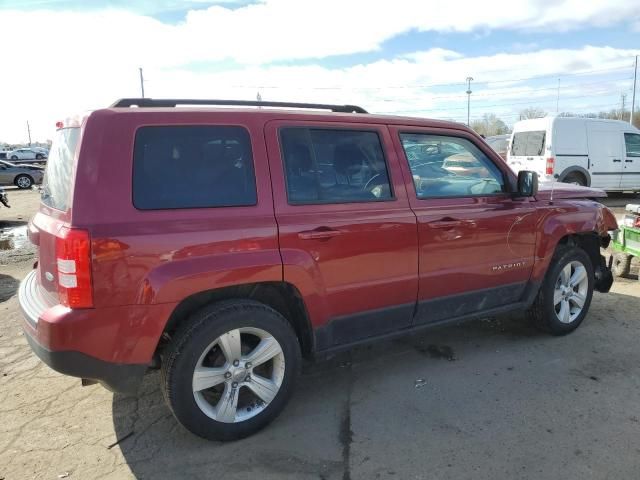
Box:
left=41, top=127, right=80, bottom=211
left=511, top=131, right=546, bottom=156
left=133, top=126, right=257, bottom=210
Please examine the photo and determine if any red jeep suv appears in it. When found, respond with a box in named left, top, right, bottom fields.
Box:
left=19, top=98, right=617, bottom=441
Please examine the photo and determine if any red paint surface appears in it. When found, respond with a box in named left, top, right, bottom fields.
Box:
left=24, top=108, right=616, bottom=365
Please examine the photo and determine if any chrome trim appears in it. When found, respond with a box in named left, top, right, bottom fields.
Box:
left=18, top=270, right=50, bottom=327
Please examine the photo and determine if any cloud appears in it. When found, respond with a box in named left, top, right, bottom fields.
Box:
left=0, top=1, right=639, bottom=142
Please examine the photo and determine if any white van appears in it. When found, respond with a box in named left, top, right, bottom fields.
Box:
left=507, top=116, right=640, bottom=192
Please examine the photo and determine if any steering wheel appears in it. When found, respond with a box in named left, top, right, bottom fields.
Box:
left=364, top=173, right=388, bottom=191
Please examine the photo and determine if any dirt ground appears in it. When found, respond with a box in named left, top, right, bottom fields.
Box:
left=1, top=187, right=639, bottom=480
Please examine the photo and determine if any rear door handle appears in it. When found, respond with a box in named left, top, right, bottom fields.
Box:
left=298, top=227, right=343, bottom=240
left=613, top=159, right=622, bottom=163
left=625, top=159, right=633, bottom=163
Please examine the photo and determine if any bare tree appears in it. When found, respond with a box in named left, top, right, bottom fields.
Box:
left=470, top=113, right=510, bottom=136
left=518, top=107, right=547, bottom=120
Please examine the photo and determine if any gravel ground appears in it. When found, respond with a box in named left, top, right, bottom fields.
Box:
left=1, top=188, right=639, bottom=480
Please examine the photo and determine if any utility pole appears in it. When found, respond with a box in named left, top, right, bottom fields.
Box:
left=465, top=76, right=473, bottom=126
left=26, top=121, right=32, bottom=146
left=139, top=67, right=145, bottom=98
left=621, top=93, right=627, bottom=120
left=556, top=78, right=560, bottom=113
left=631, top=55, right=638, bottom=126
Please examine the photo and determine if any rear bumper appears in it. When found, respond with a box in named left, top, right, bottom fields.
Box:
left=18, top=269, right=172, bottom=394
left=23, top=332, right=147, bottom=394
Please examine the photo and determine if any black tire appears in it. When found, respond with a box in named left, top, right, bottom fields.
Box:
left=15, top=174, right=33, bottom=189
left=35, top=154, right=43, bottom=160
left=612, top=253, right=632, bottom=278
left=10, top=155, right=18, bottom=160
left=563, top=172, right=587, bottom=186
left=527, top=245, right=594, bottom=335
left=161, top=300, right=301, bottom=441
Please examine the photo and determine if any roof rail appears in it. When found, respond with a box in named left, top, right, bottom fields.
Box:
left=110, top=98, right=368, bottom=114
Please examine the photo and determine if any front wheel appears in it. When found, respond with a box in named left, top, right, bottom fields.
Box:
left=161, top=300, right=301, bottom=441
left=527, top=246, right=594, bottom=335
left=10, top=155, right=18, bottom=160
left=35, top=154, right=43, bottom=160
left=15, top=174, right=33, bottom=189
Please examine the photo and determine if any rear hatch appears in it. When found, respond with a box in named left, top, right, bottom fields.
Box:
left=508, top=129, right=548, bottom=178
left=30, top=125, right=85, bottom=306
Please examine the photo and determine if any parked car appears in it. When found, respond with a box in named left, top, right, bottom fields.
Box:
left=7, top=147, right=48, bottom=162
left=485, top=134, right=510, bottom=160
left=507, top=117, right=640, bottom=191
left=19, top=98, right=617, bottom=442
left=0, top=159, right=44, bottom=188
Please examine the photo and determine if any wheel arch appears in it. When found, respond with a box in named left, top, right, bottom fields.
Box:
left=157, top=281, right=314, bottom=360
left=557, top=166, right=591, bottom=186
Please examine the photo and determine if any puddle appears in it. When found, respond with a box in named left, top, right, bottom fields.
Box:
left=0, top=225, right=28, bottom=251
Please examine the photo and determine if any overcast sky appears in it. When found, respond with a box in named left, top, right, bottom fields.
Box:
left=1, top=0, right=639, bottom=143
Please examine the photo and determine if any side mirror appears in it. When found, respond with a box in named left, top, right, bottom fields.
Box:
left=516, top=170, right=538, bottom=197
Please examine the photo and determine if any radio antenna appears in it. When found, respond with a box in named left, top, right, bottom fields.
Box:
left=549, top=173, right=559, bottom=205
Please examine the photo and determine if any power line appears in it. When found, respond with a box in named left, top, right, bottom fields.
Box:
left=378, top=76, right=632, bottom=101
left=431, top=102, right=624, bottom=121
left=218, top=64, right=633, bottom=91
left=379, top=90, right=625, bottom=114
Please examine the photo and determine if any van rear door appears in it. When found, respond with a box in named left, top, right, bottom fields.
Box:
left=508, top=129, right=547, bottom=179
left=586, top=122, right=624, bottom=190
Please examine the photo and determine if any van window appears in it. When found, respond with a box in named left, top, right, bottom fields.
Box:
left=625, top=133, right=640, bottom=157
left=280, top=128, right=392, bottom=204
left=400, top=133, right=505, bottom=198
left=41, top=127, right=80, bottom=211
left=133, top=126, right=256, bottom=210
left=511, top=131, right=546, bottom=156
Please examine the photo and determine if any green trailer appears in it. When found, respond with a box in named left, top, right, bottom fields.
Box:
left=611, top=204, right=640, bottom=279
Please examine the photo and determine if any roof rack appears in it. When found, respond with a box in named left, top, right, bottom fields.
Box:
left=110, top=98, right=368, bottom=114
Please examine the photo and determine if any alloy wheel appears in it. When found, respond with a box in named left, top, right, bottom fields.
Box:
left=553, top=260, right=588, bottom=324
left=16, top=176, right=32, bottom=188
left=192, top=327, right=285, bottom=423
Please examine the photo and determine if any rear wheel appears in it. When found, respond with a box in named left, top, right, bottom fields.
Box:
left=563, top=172, right=587, bottom=186
left=15, top=174, right=33, bottom=189
left=35, top=153, right=43, bottom=160
left=612, top=252, right=632, bottom=278
left=10, top=155, right=18, bottom=160
left=527, top=245, right=594, bottom=335
left=161, top=300, right=301, bottom=441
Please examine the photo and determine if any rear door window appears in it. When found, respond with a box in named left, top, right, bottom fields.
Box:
left=41, top=127, right=80, bottom=211
left=133, top=126, right=257, bottom=210
left=279, top=128, right=392, bottom=204
left=625, top=133, right=640, bottom=157
left=511, top=131, right=546, bottom=156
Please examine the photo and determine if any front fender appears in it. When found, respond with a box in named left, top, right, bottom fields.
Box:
left=531, top=202, right=617, bottom=282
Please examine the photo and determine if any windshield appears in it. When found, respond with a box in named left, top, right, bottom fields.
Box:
left=41, top=127, right=80, bottom=211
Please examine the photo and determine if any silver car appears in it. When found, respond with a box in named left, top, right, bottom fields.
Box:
left=0, top=160, right=44, bottom=189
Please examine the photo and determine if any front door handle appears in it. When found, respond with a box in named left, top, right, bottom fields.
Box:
left=625, top=159, right=633, bottom=163
left=298, top=227, right=343, bottom=240
left=428, top=217, right=475, bottom=229
left=613, top=159, right=622, bottom=163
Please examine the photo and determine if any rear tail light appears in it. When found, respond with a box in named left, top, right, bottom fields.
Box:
left=634, top=216, right=640, bottom=229
left=55, top=227, right=93, bottom=308
left=546, top=157, right=555, bottom=175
